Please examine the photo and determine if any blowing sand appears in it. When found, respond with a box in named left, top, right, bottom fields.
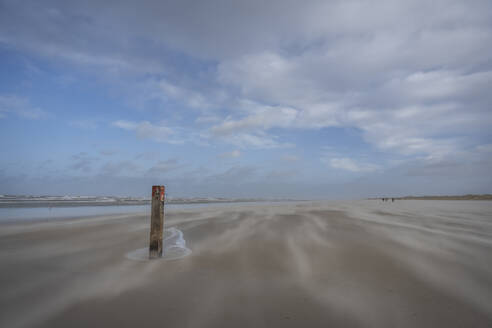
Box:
left=1, top=200, right=492, bottom=327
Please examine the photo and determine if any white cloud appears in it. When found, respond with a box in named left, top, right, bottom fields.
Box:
left=100, top=160, right=140, bottom=176
left=219, top=150, right=241, bottom=159
left=476, top=144, right=492, bottom=153
left=99, top=149, right=118, bottom=156
left=204, top=166, right=257, bottom=185
left=146, top=159, right=182, bottom=176
left=217, top=48, right=492, bottom=154
left=69, top=119, right=98, bottom=129
left=222, top=132, right=292, bottom=149
left=0, top=95, right=46, bottom=119
left=112, top=120, right=212, bottom=146
left=159, top=80, right=213, bottom=110
left=112, top=120, right=174, bottom=143
left=195, top=115, right=221, bottom=124
left=281, top=154, right=299, bottom=162
left=112, top=120, right=138, bottom=130
left=209, top=101, right=301, bottom=149
left=68, top=152, right=98, bottom=173
left=211, top=103, right=299, bottom=136
left=327, top=157, right=380, bottom=173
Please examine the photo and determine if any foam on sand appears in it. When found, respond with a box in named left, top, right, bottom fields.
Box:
left=126, top=227, right=191, bottom=261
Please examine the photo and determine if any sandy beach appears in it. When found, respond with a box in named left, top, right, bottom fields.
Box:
left=1, top=200, right=492, bottom=327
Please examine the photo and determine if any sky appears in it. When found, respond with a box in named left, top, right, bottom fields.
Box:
left=0, top=0, right=491, bottom=199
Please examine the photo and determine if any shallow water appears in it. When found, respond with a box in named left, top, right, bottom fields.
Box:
left=0, top=205, right=150, bottom=222
left=126, top=227, right=192, bottom=261
left=0, top=201, right=289, bottom=222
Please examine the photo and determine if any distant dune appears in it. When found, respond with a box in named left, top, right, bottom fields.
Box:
left=397, top=194, right=492, bottom=200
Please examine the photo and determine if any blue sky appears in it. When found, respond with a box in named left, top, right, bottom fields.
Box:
left=1, top=0, right=491, bottom=198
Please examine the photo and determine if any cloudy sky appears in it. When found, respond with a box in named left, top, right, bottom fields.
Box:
left=1, top=0, right=491, bottom=198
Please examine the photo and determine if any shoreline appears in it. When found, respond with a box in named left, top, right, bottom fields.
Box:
left=0, top=199, right=304, bottom=209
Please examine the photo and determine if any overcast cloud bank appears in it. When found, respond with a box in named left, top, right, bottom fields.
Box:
left=0, top=0, right=491, bottom=197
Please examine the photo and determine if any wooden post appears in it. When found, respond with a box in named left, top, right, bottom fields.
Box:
left=149, top=185, right=165, bottom=259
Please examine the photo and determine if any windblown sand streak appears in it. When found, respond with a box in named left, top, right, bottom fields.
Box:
left=1, top=200, right=491, bottom=327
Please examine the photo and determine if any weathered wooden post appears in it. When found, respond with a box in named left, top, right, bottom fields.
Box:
left=149, top=185, right=165, bottom=259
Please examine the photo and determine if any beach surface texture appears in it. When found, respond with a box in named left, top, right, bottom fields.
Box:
left=1, top=200, right=492, bottom=327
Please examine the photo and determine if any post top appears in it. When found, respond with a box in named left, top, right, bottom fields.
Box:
left=152, top=185, right=165, bottom=201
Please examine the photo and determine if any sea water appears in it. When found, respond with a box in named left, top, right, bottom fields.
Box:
left=125, top=227, right=192, bottom=261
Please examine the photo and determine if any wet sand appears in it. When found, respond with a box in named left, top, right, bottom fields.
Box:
left=1, top=200, right=492, bottom=327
